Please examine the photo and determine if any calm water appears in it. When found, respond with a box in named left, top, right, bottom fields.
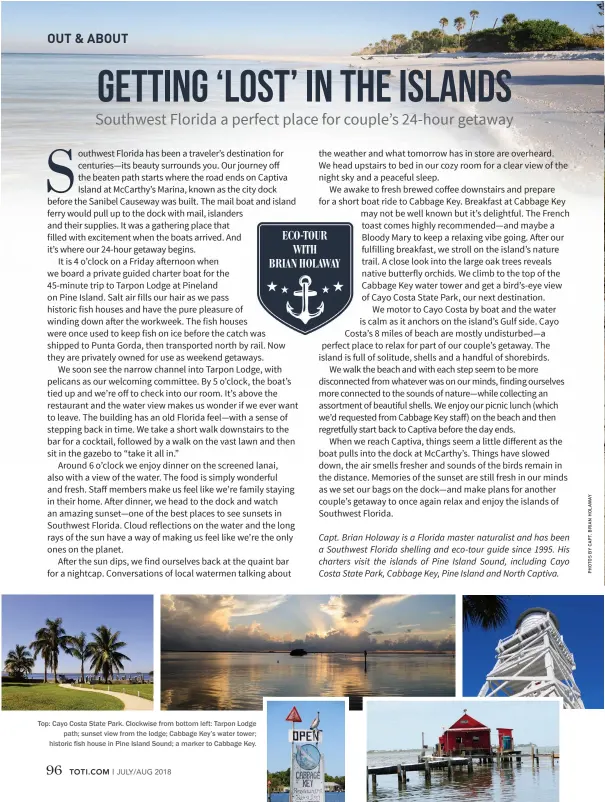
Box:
left=161, top=652, right=455, bottom=710
left=23, top=672, right=153, bottom=681
left=367, top=750, right=558, bottom=802
left=1, top=53, right=331, bottom=173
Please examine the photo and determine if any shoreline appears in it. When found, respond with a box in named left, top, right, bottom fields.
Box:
left=195, top=50, right=604, bottom=63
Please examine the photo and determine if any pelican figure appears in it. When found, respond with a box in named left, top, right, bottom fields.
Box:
left=310, top=711, right=320, bottom=730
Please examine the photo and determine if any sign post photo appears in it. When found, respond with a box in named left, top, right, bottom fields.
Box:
left=287, top=707, right=325, bottom=802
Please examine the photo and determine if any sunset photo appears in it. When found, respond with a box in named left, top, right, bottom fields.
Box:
left=161, top=595, right=455, bottom=710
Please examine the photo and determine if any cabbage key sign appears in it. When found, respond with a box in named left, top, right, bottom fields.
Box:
left=289, top=727, right=325, bottom=802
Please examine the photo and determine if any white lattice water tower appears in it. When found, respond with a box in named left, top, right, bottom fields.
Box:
left=478, top=607, right=584, bottom=709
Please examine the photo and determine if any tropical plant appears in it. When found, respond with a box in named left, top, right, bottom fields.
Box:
left=4, top=645, right=35, bottom=679
left=463, top=596, right=510, bottom=630
left=390, top=33, right=407, bottom=53
left=380, top=38, right=389, bottom=54
left=439, top=17, right=449, bottom=39
left=67, top=631, right=93, bottom=685
left=31, top=618, right=72, bottom=683
left=501, top=13, right=519, bottom=27
left=454, top=16, right=467, bottom=46
left=469, top=10, right=480, bottom=32
left=30, top=626, right=53, bottom=683
left=88, top=625, right=131, bottom=684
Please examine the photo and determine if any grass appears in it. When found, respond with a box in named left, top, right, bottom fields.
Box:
left=2, top=682, right=124, bottom=711
left=74, top=683, right=154, bottom=701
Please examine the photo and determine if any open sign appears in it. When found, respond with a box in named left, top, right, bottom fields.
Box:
left=289, top=729, right=323, bottom=743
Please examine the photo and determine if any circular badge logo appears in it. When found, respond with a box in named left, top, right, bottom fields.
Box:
left=295, top=743, right=321, bottom=770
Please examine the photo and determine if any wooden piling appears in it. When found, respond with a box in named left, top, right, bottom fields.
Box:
left=424, top=760, right=431, bottom=784
left=467, top=757, right=473, bottom=774
left=371, top=773, right=377, bottom=792
left=447, top=757, right=452, bottom=778
left=397, top=765, right=403, bottom=791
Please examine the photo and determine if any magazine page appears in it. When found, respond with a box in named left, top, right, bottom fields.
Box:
left=0, top=1, right=603, bottom=801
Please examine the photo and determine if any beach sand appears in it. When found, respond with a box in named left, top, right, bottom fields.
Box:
left=199, top=50, right=603, bottom=176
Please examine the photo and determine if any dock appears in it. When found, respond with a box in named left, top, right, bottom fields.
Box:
left=367, top=751, right=531, bottom=792
left=368, top=757, right=473, bottom=791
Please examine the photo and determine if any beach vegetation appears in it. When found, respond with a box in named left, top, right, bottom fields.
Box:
left=463, top=596, right=510, bottom=630
left=466, top=18, right=584, bottom=51
left=66, top=631, right=93, bottom=685
left=581, top=32, right=604, bottom=47
left=28, top=618, right=72, bottom=684
left=88, top=625, right=131, bottom=683
left=30, top=626, right=53, bottom=683
left=3, top=645, right=35, bottom=680
left=356, top=11, right=602, bottom=54
left=501, top=13, right=519, bottom=28
left=454, top=16, right=467, bottom=47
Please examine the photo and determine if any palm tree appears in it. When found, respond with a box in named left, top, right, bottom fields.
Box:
left=88, top=625, right=131, bottom=684
left=469, top=10, right=480, bottom=32
left=4, top=645, right=35, bottom=680
left=67, top=632, right=92, bottom=685
left=35, top=618, right=72, bottom=683
left=390, top=33, right=406, bottom=53
left=454, top=16, right=467, bottom=46
left=30, top=626, right=53, bottom=683
left=501, top=13, right=519, bottom=27
left=463, top=596, right=510, bottom=630
left=380, top=38, right=389, bottom=54
left=439, top=17, right=449, bottom=40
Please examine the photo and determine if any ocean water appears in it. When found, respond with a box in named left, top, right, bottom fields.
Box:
left=1, top=52, right=328, bottom=170
left=161, top=652, right=455, bottom=710
left=367, top=749, right=558, bottom=801
left=8, top=673, right=153, bottom=681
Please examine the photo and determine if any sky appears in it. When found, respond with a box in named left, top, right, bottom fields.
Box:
left=2, top=2, right=601, bottom=55
left=2, top=594, right=154, bottom=674
left=161, top=594, right=455, bottom=652
left=367, top=699, right=560, bottom=750
left=267, top=699, right=345, bottom=775
left=463, top=595, right=604, bottom=709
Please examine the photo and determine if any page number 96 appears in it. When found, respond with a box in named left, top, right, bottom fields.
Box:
left=46, top=765, right=62, bottom=775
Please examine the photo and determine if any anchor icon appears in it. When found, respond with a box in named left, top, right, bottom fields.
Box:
left=286, top=275, right=324, bottom=325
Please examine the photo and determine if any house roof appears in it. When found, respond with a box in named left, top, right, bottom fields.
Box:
left=444, top=727, right=490, bottom=733
left=447, top=713, right=489, bottom=731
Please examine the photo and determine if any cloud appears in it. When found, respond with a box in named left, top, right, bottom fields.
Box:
left=319, top=595, right=410, bottom=636
left=161, top=595, right=288, bottom=650
left=161, top=595, right=454, bottom=653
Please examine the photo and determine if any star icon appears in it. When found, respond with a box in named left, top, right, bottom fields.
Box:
left=322, top=286, right=330, bottom=293
left=281, top=286, right=288, bottom=293
left=334, top=282, right=343, bottom=291
left=267, top=282, right=277, bottom=291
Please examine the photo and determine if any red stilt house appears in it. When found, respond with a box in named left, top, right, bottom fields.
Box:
left=497, top=728, right=514, bottom=752
left=438, top=710, right=492, bottom=755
